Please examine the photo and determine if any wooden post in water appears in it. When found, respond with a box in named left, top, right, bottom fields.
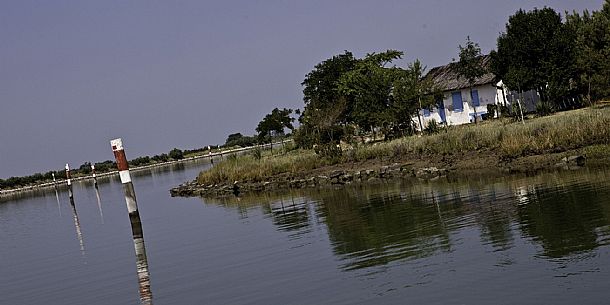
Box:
left=65, top=163, right=73, bottom=200
left=52, top=172, right=56, bottom=185
left=110, top=138, right=153, bottom=304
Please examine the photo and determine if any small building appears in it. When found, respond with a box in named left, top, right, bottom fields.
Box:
left=414, top=55, right=511, bottom=130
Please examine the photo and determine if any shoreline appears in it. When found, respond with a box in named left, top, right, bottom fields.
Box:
left=170, top=145, right=604, bottom=198
left=0, top=143, right=279, bottom=200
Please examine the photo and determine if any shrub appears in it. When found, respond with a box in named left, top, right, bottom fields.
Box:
left=424, top=120, right=441, bottom=135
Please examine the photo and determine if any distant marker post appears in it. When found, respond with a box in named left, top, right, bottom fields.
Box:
left=65, top=163, right=73, bottom=200
left=91, top=164, right=98, bottom=187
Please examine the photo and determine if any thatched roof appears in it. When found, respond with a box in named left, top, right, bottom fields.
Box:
left=424, top=55, right=496, bottom=92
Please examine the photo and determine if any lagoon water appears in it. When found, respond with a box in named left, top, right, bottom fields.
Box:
left=1, top=159, right=610, bottom=304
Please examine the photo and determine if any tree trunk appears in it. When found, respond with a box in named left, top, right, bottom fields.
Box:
left=417, top=96, right=423, bottom=134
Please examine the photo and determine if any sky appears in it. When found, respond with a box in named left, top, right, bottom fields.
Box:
left=0, top=0, right=603, bottom=178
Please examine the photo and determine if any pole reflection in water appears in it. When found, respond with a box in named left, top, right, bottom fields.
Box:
left=94, top=186, right=104, bottom=224
left=68, top=196, right=85, bottom=256
left=130, top=211, right=153, bottom=305
left=54, top=186, right=61, bottom=217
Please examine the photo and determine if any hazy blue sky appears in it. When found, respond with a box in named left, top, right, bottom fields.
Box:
left=0, top=0, right=602, bottom=178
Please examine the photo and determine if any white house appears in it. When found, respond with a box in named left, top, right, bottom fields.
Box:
left=413, top=55, right=511, bottom=130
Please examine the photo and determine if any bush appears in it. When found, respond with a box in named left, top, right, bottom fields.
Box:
left=168, top=148, right=184, bottom=160
left=487, top=104, right=497, bottom=118
left=536, top=101, right=555, bottom=117
left=424, top=120, right=441, bottom=135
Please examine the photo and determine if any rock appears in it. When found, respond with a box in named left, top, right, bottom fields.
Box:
left=415, top=167, right=447, bottom=180
left=329, top=170, right=345, bottom=179
left=555, top=155, right=586, bottom=168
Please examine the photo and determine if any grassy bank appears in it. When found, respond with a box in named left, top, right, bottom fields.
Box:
left=198, top=106, right=610, bottom=185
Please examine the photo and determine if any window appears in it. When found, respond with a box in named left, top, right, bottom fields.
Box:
left=423, top=108, right=431, bottom=117
left=452, top=92, right=463, bottom=112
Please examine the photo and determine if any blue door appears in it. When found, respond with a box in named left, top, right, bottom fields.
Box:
left=452, top=92, right=463, bottom=112
left=437, top=99, right=446, bottom=122
left=471, top=89, right=480, bottom=107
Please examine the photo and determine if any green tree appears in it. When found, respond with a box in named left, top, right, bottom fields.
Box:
left=392, top=59, right=440, bottom=135
left=301, top=51, right=357, bottom=126
left=456, top=36, right=486, bottom=123
left=168, top=148, right=184, bottom=160
left=225, top=133, right=244, bottom=145
left=566, top=1, right=610, bottom=103
left=491, top=7, right=575, bottom=109
left=256, top=108, right=295, bottom=144
left=338, top=50, right=404, bottom=134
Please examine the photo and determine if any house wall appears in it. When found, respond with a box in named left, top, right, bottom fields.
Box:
left=414, top=83, right=504, bottom=130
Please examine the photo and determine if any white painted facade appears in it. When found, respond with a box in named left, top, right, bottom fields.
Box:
left=414, top=82, right=510, bottom=130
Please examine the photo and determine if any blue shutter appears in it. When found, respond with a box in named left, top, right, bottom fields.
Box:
left=472, top=89, right=480, bottom=106
left=452, top=92, right=463, bottom=112
left=437, top=99, right=446, bottom=122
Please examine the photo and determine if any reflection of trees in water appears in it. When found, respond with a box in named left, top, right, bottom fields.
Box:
left=269, top=197, right=311, bottom=235
left=315, top=186, right=453, bottom=270
left=203, top=169, right=610, bottom=269
left=516, top=180, right=608, bottom=258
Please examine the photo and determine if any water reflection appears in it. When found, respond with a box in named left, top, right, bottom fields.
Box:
left=203, top=169, right=610, bottom=271
left=54, top=186, right=61, bottom=217
left=127, top=204, right=153, bottom=304
left=68, top=196, right=86, bottom=256
left=94, top=186, right=104, bottom=224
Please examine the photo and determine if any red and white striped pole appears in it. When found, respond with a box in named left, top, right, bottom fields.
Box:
left=65, top=163, right=73, bottom=200
left=110, top=138, right=153, bottom=304
left=111, top=138, right=138, bottom=216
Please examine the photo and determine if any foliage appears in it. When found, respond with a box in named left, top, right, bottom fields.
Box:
left=535, top=101, right=555, bottom=117
left=168, top=148, right=184, bottom=160
left=392, top=59, right=441, bottom=134
left=256, top=108, right=295, bottom=143
left=424, top=120, right=441, bottom=135
left=456, top=36, right=486, bottom=122
left=566, top=1, right=610, bottom=102
left=337, top=50, right=404, bottom=131
left=301, top=51, right=357, bottom=127
left=491, top=7, right=576, bottom=107
left=486, top=104, right=497, bottom=118
left=298, top=50, right=436, bottom=146
left=224, top=132, right=257, bottom=148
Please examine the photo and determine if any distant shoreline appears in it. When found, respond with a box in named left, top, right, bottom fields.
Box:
left=0, top=143, right=278, bottom=200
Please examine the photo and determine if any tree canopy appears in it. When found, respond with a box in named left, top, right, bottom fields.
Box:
left=490, top=7, right=576, bottom=106
left=256, top=108, right=295, bottom=143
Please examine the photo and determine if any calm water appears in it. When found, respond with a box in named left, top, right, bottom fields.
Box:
left=1, top=159, right=610, bottom=305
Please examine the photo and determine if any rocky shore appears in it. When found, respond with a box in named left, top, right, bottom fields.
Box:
left=170, top=150, right=592, bottom=198
left=170, top=163, right=451, bottom=197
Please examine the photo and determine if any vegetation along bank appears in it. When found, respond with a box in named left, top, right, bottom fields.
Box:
left=171, top=106, right=610, bottom=197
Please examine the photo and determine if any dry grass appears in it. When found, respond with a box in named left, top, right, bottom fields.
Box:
left=198, top=106, right=610, bottom=185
